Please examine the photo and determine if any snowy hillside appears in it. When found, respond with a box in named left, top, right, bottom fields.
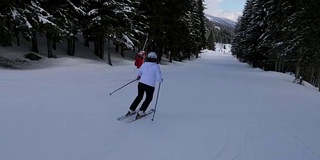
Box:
left=1, top=50, right=320, bottom=160
left=205, top=14, right=236, bottom=28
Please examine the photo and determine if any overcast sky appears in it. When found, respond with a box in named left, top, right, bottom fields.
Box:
left=204, top=0, right=246, bottom=21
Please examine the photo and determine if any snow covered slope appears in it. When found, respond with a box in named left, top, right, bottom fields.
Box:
left=1, top=50, right=320, bottom=160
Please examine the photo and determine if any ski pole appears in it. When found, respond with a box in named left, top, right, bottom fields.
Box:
left=142, top=34, right=148, bottom=51
left=151, top=82, right=161, bottom=121
left=109, top=79, right=138, bottom=95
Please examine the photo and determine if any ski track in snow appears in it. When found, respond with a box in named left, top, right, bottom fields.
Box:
left=1, top=50, right=320, bottom=160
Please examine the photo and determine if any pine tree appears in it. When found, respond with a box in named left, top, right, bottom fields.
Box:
left=0, top=0, right=14, bottom=46
left=197, top=0, right=206, bottom=51
left=233, top=0, right=320, bottom=90
left=0, top=0, right=33, bottom=46
left=40, top=0, right=78, bottom=58
left=285, top=0, right=320, bottom=86
left=207, top=29, right=215, bottom=50
left=232, top=0, right=255, bottom=63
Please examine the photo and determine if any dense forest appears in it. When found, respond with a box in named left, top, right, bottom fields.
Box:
left=232, top=0, right=320, bottom=90
left=0, top=0, right=207, bottom=64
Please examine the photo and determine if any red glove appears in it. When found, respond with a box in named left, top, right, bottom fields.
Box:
left=137, top=76, right=141, bottom=80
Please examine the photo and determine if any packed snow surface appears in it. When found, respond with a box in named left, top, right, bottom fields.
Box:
left=1, top=50, right=320, bottom=160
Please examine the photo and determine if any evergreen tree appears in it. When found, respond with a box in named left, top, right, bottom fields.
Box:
left=24, top=0, right=52, bottom=53
left=1, top=0, right=208, bottom=69
left=207, top=29, right=215, bottom=50
left=233, top=0, right=320, bottom=90
left=232, top=0, right=255, bottom=62
left=286, top=0, right=320, bottom=86
left=0, top=0, right=33, bottom=46
left=197, top=0, right=206, bottom=51
left=40, top=0, right=78, bottom=58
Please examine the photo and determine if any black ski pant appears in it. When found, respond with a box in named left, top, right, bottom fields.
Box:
left=129, top=82, right=155, bottom=112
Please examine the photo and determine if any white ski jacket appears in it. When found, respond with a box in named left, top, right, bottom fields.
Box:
left=137, top=62, right=163, bottom=87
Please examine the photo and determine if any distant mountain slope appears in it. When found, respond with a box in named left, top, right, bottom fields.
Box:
left=204, top=14, right=236, bottom=29
left=204, top=14, right=236, bottom=44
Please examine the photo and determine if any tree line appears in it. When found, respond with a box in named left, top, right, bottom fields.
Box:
left=232, top=0, right=320, bottom=90
left=0, top=0, right=207, bottom=65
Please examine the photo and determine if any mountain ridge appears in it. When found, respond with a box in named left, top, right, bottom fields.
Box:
left=204, top=14, right=236, bottom=29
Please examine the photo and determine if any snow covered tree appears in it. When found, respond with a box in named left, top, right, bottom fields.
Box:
left=285, top=0, right=320, bottom=86
left=0, top=0, right=33, bottom=46
left=79, top=0, right=139, bottom=64
left=197, top=0, right=207, bottom=51
left=53, top=0, right=85, bottom=56
left=232, top=0, right=255, bottom=63
left=112, top=0, right=139, bottom=58
left=245, top=0, right=268, bottom=68
left=182, top=0, right=206, bottom=59
left=39, top=0, right=78, bottom=58
left=207, top=29, right=215, bottom=50
left=233, top=0, right=320, bottom=89
left=0, top=1, right=14, bottom=46
left=23, top=0, right=53, bottom=54
left=1, top=0, right=207, bottom=68
left=136, top=0, right=206, bottom=62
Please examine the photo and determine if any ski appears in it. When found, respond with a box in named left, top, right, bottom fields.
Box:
left=117, top=112, right=136, bottom=121
left=128, top=109, right=155, bottom=123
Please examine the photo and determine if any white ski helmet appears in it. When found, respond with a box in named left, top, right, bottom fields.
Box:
left=147, top=52, right=157, bottom=59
